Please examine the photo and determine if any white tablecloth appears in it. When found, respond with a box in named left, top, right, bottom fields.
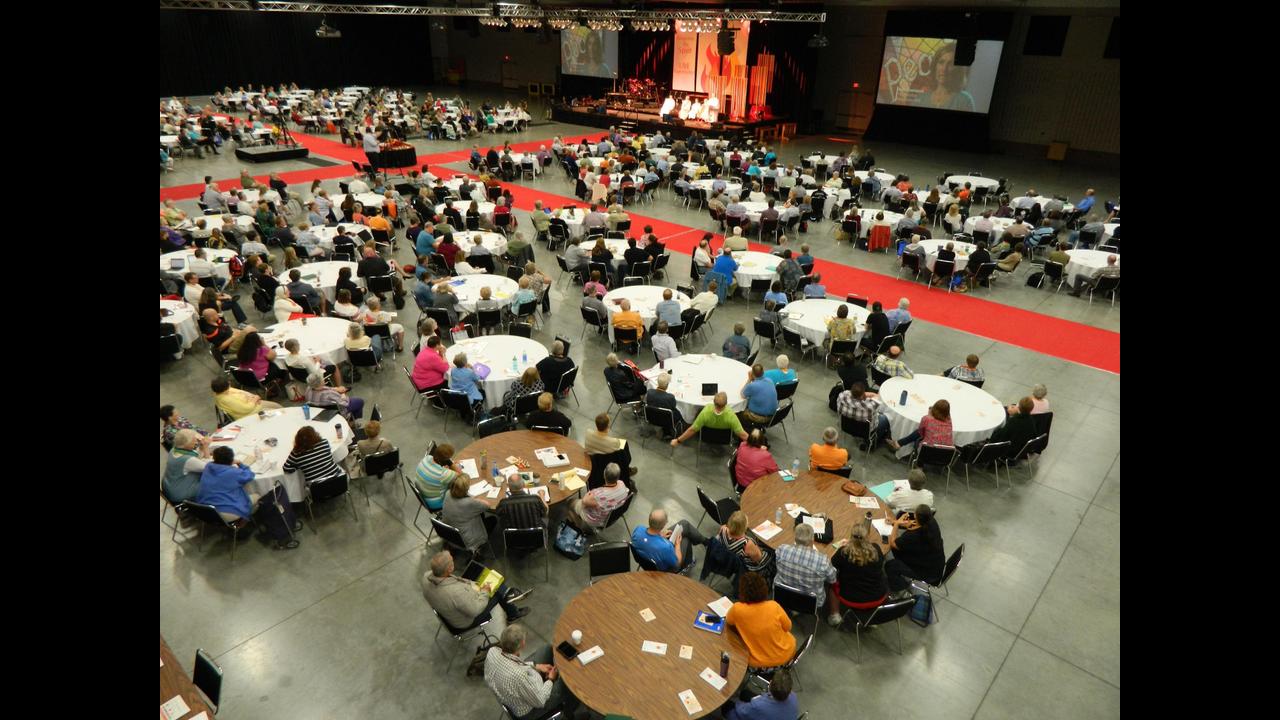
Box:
left=1102, top=223, right=1120, bottom=245
left=642, top=354, right=750, bottom=423
left=858, top=210, right=903, bottom=238
left=800, top=186, right=853, bottom=205
left=179, top=214, right=254, bottom=236
left=264, top=317, right=352, bottom=367
left=448, top=275, right=519, bottom=313
left=161, top=299, right=200, bottom=348
left=211, top=407, right=352, bottom=503
left=333, top=193, right=388, bottom=220
left=728, top=251, right=782, bottom=288
left=230, top=188, right=261, bottom=204
left=444, top=335, right=548, bottom=411
left=943, top=175, right=1000, bottom=191
left=160, top=135, right=178, bottom=148
left=878, top=376, right=1005, bottom=449
left=160, top=248, right=238, bottom=282
left=344, top=86, right=371, bottom=95
left=602, top=286, right=690, bottom=342
left=501, top=152, right=542, bottom=174
left=917, top=239, right=978, bottom=272
left=293, top=261, right=360, bottom=302
left=1063, top=249, right=1120, bottom=281
left=778, top=299, right=870, bottom=348
left=549, top=208, right=587, bottom=238
left=963, top=216, right=1031, bottom=237
left=855, top=171, right=899, bottom=187
left=311, top=224, right=370, bottom=250
left=452, top=231, right=508, bottom=259
left=436, top=200, right=496, bottom=223
left=738, top=201, right=772, bottom=223
left=691, top=179, right=743, bottom=199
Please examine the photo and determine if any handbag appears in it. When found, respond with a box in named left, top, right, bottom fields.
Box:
left=910, top=593, right=936, bottom=627
left=841, top=480, right=868, bottom=496
left=553, top=519, right=586, bottom=560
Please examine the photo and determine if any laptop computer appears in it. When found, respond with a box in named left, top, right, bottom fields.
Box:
left=701, top=383, right=717, bottom=396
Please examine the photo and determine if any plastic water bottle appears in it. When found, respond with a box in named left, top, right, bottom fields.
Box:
left=512, top=356, right=519, bottom=373
left=522, top=350, right=528, bottom=365
left=775, top=506, right=782, bottom=525
left=791, top=458, right=800, bottom=476
left=899, top=389, right=908, bottom=406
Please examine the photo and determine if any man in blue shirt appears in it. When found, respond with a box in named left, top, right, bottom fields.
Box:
left=711, top=174, right=727, bottom=195
left=740, top=363, right=779, bottom=425
left=630, top=508, right=707, bottom=572
left=724, top=668, right=799, bottom=720
left=654, top=288, right=684, bottom=330
left=802, top=273, right=827, bottom=298
left=415, top=224, right=438, bottom=256
left=885, top=297, right=911, bottom=332
left=710, top=248, right=740, bottom=301
left=1075, top=188, right=1096, bottom=214
left=644, top=166, right=659, bottom=186
left=795, top=244, right=814, bottom=268
left=763, top=148, right=777, bottom=166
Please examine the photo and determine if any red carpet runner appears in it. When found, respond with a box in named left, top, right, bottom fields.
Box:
left=160, top=131, right=1120, bottom=373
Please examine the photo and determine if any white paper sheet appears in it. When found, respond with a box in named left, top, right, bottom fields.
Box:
left=700, top=667, right=728, bottom=691
left=707, top=596, right=733, bottom=617
left=752, top=520, right=783, bottom=541
left=642, top=640, right=668, bottom=655
left=457, top=458, right=480, bottom=479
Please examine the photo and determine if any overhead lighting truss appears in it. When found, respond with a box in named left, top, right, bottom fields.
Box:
left=157, top=2, right=826, bottom=24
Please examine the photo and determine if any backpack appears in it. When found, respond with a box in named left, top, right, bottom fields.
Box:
left=252, top=286, right=272, bottom=313
left=828, top=383, right=843, bottom=412
left=910, top=593, right=937, bottom=627
left=798, top=219, right=808, bottom=234
left=465, top=633, right=500, bottom=677
left=553, top=519, right=586, bottom=559
left=1025, top=271, right=1044, bottom=287
left=227, top=255, right=244, bottom=279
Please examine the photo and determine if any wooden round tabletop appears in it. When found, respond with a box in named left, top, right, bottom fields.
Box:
left=553, top=572, right=749, bottom=720
left=739, top=469, right=895, bottom=558
left=454, top=430, right=588, bottom=509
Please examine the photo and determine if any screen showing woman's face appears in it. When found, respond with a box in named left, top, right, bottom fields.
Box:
left=935, top=49, right=954, bottom=86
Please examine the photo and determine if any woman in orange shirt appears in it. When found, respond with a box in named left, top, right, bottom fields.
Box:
left=726, top=572, right=796, bottom=671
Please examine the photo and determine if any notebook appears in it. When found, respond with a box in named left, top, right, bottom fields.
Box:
left=693, top=611, right=725, bottom=634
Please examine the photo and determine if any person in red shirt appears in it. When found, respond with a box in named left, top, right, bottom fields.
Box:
left=734, top=429, right=781, bottom=490
left=956, top=182, right=972, bottom=201
left=887, top=400, right=953, bottom=452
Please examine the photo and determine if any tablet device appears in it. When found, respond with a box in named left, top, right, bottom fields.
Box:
left=701, top=383, right=717, bottom=396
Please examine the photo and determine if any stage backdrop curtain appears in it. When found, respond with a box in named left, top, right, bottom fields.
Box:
left=158, top=10, right=434, bottom=97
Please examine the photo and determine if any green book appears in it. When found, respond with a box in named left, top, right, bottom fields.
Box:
left=869, top=481, right=896, bottom=501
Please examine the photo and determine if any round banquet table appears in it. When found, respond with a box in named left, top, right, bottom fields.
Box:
left=436, top=200, right=496, bottom=223
left=311, top=224, right=369, bottom=250
left=333, top=193, right=387, bottom=219
left=943, top=174, right=1000, bottom=191
left=800, top=186, right=853, bottom=206
left=444, top=335, right=549, bottom=412
left=691, top=179, right=743, bottom=199
left=739, top=469, right=894, bottom=559
left=547, top=207, right=588, bottom=238
left=553, top=572, right=749, bottom=720
left=161, top=299, right=200, bottom=348
left=292, top=261, right=359, bottom=302
left=602, top=285, right=691, bottom=342
left=917, top=239, right=978, bottom=272
left=501, top=152, right=542, bottom=174
left=728, top=251, right=781, bottom=289
left=1063, top=249, right=1120, bottom=281
left=853, top=171, right=899, bottom=188
left=209, top=407, right=351, bottom=503
left=453, top=430, right=587, bottom=508
left=179, top=214, right=254, bottom=236
left=963, top=215, right=1030, bottom=237
left=447, top=275, right=519, bottom=313
left=450, top=230, right=508, bottom=259
left=160, top=248, right=238, bottom=283
left=858, top=209, right=903, bottom=238
left=778, top=298, right=870, bottom=348
left=263, top=317, right=351, bottom=367
left=1102, top=223, right=1120, bottom=244
left=641, top=354, right=750, bottom=423
left=739, top=201, right=770, bottom=223
left=878, top=375, right=1005, bottom=449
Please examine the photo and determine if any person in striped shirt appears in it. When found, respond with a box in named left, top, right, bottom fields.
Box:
left=281, top=427, right=345, bottom=488
left=945, top=354, right=985, bottom=384
left=414, top=443, right=459, bottom=511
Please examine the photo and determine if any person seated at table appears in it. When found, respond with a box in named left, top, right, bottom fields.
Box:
left=722, top=225, right=749, bottom=254
left=871, top=346, right=913, bottom=383
left=286, top=268, right=326, bottom=315
left=723, top=666, right=799, bottom=720
left=1069, top=213, right=1107, bottom=248
left=631, top=507, right=708, bottom=573
left=581, top=269, right=608, bottom=301
left=282, top=246, right=304, bottom=271
left=269, top=285, right=304, bottom=324
left=886, top=506, right=945, bottom=594
left=740, top=364, right=779, bottom=426
left=723, top=322, right=752, bottom=362
left=587, top=236, right=614, bottom=268
left=199, top=309, right=250, bottom=359
left=775, top=250, right=803, bottom=296
left=643, top=321, right=678, bottom=363
left=424, top=551, right=532, bottom=639
left=196, top=284, right=251, bottom=332
left=859, top=301, right=891, bottom=355
left=484, top=624, right=578, bottom=720
left=1015, top=383, right=1051, bottom=415
left=442, top=474, right=498, bottom=553
left=163, top=429, right=210, bottom=504
left=413, top=442, right=458, bottom=510
left=809, top=427, right=850, bottom=471
left=303, top=373, right=365, bottom=421
left=671, top=392, right=749, bottom=447
left=569, top=462, right=630, bottom=534
left=1046, top=241, right=1071, bottom=269
left=235, top=331, right=289, bottom=391
left=826, top=520, right=888, bottom=626
left=435, top=233, right=462, bottom=271
left=340, top=322, right=384, bottom=372
left=824, top=304, right=857, bottom=347
left=282, top=424, right=347, bottom=495
left=886, top=468, right=936, bottom=516
left=693, top=235, right=714, bottom=275
left=726, top=570, right=794, bottom=670
left=734, top=429, right=779, bottom=490
left=610, top=299, right=645, bottom=341
left=197, top=445, right=300, bottom=549
left=991, top=396, right=1040, bottom=457
left=644, top=373, right=686, bottom=437
left=281, top=337, right=344, bottom=387
left=356, top=297, right=405, bottom=353
left=496, top=471, right=549, bottom=536
left=835, top=382, right=890, bottom=450
left=411, top=335, right=449, bottom=390
left=764, top=355, right=797, bottom=386
left=449, top=352, right=486, bottom=418
left=429, top=283, right=461, bottom=326
left=159, top=405, right=209, bottom=449
left=887, top=400, right=952, bottom=453
left=509, top=276, right=537, bottom=318
left=945, top=354, right=985, bottom=384
left=524, top=392, right=572, bottom=433
left=774, top=518, right=837, bottom=610
left=1067, top=253, right=1120, bottom=298
left=690, top=281, right=720, bottom=315
left=501, top=367, right=544, bottom=420
left=763, top=281, right=788, bottom=309
left=802, top=273, right=827, bottom=299
left=331, top=288, right=361, bottom=321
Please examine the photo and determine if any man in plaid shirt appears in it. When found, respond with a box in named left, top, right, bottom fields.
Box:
left=774, top=523, right=836, bottom=603
left=836, top=382, right=892, bottom=450
left=872, top=346, right=914, bottom=380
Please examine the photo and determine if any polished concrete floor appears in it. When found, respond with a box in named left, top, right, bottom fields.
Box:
left=160, top=89, right=1119, bottom=719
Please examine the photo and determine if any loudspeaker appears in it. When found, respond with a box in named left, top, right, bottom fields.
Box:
left=722, top=95, right=732, bottom=119
left=717, top=30, right=735, bottom=55
left=955, top=38, right=976, bottom=66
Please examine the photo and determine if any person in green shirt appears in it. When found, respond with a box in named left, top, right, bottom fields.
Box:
left=670, top=392, right=748, bottom=447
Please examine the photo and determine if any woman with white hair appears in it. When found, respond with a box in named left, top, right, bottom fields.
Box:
left=357, top=296, right=405, bottom=353
left=344, top=321, right=382, bottom=364
left=1009, top=384, right=1051, bottom=415
left=764, top=355, right=797, bottom=386
left=273, top=286, right=304, bottom=324
left=304, top=372, right=365, bottom=420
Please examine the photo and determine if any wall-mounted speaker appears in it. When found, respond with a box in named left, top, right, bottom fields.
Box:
left=717, top=30, right=736, bottom=55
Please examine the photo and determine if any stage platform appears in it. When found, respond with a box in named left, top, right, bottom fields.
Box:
left=234, top=145, right=310, bottom=163
left=551, top=104, right=792, bottom=143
